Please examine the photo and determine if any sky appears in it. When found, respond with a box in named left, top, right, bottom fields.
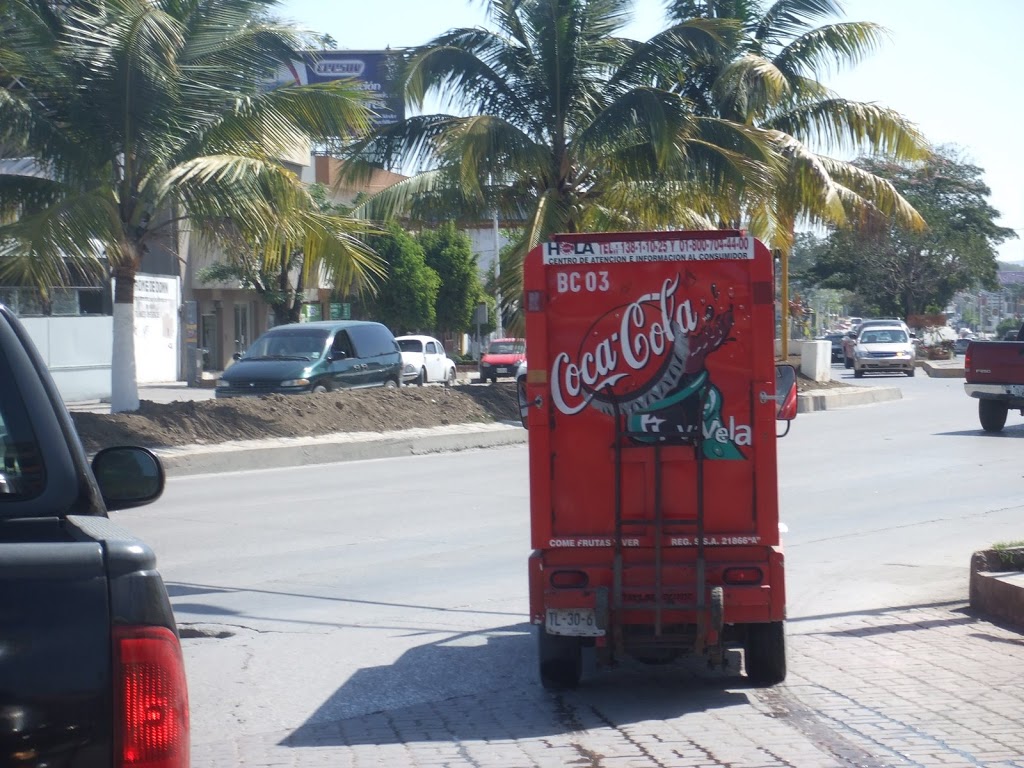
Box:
left=277, top=0, right=1024, bottom=263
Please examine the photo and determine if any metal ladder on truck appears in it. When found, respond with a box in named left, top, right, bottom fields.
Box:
left=609, top=392, right=725, bottom=664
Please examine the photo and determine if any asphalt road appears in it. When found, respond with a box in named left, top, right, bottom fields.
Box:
left=113, top=366, right=1024, bottom=767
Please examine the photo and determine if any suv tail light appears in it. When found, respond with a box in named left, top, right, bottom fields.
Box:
left=114, top=625, right=190, bottom=768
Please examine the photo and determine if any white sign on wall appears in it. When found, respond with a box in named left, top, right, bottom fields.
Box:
left=134, top=274, right=180, bottom=383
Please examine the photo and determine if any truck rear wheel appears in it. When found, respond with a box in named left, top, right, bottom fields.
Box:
left=537, top=630, right=582, bottom=690
left=979, top=400, right=1008, bottom=433
left=744, top=621, right=786, bottom=685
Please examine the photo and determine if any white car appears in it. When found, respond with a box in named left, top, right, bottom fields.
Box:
left=395, top=335, right=457, bottom=386
left=853, top=326, right=916, bottom=378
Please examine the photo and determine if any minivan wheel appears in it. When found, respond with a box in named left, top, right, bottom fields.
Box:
left=384, top=378, right=399, bottom=390
left=311, top=384, right=329, bottom=394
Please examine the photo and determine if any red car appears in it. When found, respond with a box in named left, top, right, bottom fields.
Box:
left=479, top=338, right=526, bottom=383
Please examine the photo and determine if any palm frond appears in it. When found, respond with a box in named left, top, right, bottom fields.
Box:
left=773, top=22, right=888, bottom=79
left=818, top=156, right=926, bottom=230
left=754, top=0, right=845, bottom=44
left=0, top=186, right=119, bottom=287
left=766, top=98, right=929, bottom=160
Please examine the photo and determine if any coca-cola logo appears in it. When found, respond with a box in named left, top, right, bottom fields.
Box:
left=551, top=275, right=733, bottom=416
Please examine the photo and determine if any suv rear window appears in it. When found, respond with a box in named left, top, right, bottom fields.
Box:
left=0, top=347, right=45, bottom=499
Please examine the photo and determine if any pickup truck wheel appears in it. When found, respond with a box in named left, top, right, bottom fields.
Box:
left=537, top=630, right=582, bottom=690
left=979, top=400, right=1008, bottom=432
left=744, top=621, right=786, bottom=685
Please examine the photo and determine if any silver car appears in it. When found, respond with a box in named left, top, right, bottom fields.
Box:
left=853, top=326, right=916, bottom=377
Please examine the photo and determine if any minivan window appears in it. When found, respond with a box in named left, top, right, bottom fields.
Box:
left=331, top=331, right=355, bottom=358
left=349, top=323, right=398, bottom=358
left=245, top=329, right=329, bottom=360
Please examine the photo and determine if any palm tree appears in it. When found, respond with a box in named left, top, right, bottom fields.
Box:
left=0, top=0, right=384, bottom=411
left=665, top=0, right=930, bottom=353
left=343, top=0, right=782, bottom=321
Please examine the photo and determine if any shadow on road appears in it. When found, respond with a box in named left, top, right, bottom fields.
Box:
left=282, top=623, right=751, bottom=749
left=934, top=424, right=1024, bottom=438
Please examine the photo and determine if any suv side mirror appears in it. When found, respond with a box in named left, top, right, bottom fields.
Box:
left=92, top=446, right=165, bottom=511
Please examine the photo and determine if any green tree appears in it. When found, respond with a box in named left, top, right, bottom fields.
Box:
left=364, top=224, right=440, bottom=332
left=665, top=0, right=929, bottom=353
left=807, top=148, right=1016, bottom=317
left=196, top=184, right=363, bottom=327
left=417, top=222, right=482, bottom=336
left=0, top=0, right=383, bottom=411
left=346, top=0, right=779, bottom=324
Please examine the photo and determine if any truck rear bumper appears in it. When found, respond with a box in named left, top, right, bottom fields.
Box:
left=529, top=548, right=785, bottom=633
left=964, top=383, right=1024, bottom=405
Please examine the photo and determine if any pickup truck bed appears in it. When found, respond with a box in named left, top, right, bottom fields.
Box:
left=964, top=321, right=1024, bottom=432
left=0, top=303, right=189, bottom=767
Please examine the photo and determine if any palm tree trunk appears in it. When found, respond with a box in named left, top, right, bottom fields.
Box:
left=111, top=260, right=140, bottom=413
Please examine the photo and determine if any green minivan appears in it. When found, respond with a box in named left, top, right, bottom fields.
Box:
left=215, top=320, right=403, bottom=398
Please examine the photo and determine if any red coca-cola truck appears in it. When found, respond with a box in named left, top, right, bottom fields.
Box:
left=522, top=230, right=798, bottom=689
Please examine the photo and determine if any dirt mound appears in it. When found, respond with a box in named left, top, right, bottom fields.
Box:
left=71, top=384, right=521, bottom=453
left=69, top=372, right=847, bottom=454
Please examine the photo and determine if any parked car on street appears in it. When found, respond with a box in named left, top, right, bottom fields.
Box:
left=478, top=338, right=526, bottom=384
left=216, top=320, right=402, bottom=397
left=853, top=325, right=916, bottom=378
left=396, top=335, right=457, bottom=386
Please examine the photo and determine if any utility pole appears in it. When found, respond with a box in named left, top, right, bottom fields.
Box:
left=493, top=209, right=502, bottom=338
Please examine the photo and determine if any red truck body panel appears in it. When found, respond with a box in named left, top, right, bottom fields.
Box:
left=523, top=231, right=785, bottom=671
left=963, top=327, right=1024, bottom=431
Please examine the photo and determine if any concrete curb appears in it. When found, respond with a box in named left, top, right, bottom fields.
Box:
left=797, top=386, right=902, bottom=413
left=969, top=548, right=1024, bottom=632
left=921, top=360, right=965, bottom=378
left=156, top=422, right=528, bottom=477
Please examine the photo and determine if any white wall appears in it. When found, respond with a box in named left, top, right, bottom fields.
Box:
left=22, top=315, right=112, bottom=401
left=20, top=272, right=182, bottom=402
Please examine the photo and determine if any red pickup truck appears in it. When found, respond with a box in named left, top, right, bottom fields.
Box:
left=964, top=320, right=1024, bottom=432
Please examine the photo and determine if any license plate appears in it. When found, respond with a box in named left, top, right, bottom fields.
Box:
left=1007, top=384, right=1024, bottom=397
left=545, top=608, right=604, bottom=636
left=496, top=367, right=508, bottom=374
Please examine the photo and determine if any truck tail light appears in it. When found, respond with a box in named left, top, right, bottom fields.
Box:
left=723, top=567, right=763, bottom=585
left=964, top=345, right=972, bottom=374
left=114, top=625, right=190, bottom=768
left=550, top=570, right=589, bottom=588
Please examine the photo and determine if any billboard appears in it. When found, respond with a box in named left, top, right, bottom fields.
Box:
left=278, top=50, right=405, bottom=129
